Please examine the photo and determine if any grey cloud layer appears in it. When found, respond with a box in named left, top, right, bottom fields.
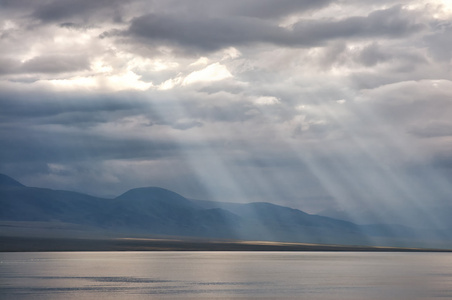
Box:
left=0, top=55, right=90, bottom=75
left=138, top=0, right=333, bottom=19
left=123, top=6, right=423, bottom=51
left=0, top=0, right=125, bottom=23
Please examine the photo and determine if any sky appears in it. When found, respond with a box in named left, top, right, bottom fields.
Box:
left=0, top=0, right=451, bottom=228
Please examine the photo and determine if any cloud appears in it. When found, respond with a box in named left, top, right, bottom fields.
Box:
left=182, top=63, right=232, bottom=86
left=30, top=0, right=124, bottom=23
left=0, top=58, right=17, bottom=75
left=125, top=13, right=283, bottom=51
left=254, top=96, right=281, bottom=106
left=0, top=127, right=181, bottom=163
left=20, top=55, right=90, bottom=74
left=357, top=80, right=452, bottom=125
left=424, top=24, right=452, bottom=61
left=144, top=0, right=334, bottom=20
left=122, top=5, right=424, bottom=53
left=409, top=122, right=452, bottom=138
left=291, top=5, right=424, bottom=42
left=230, top=0, right=333, bottom=19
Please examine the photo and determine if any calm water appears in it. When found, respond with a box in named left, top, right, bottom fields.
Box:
left=1, top=251, right=452, bottom=299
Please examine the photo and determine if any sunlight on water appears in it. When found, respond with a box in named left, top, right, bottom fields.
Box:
left=1, top=252, right=452, bottom=299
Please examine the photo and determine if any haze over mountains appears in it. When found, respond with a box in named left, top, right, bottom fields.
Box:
left=0, top=173, right=450, bottom=249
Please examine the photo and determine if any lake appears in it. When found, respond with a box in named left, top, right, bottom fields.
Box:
left=1, top=252, right=451, bottom=299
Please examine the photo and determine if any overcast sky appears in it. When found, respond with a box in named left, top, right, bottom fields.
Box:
left=1, top=0, right=451, bottom=227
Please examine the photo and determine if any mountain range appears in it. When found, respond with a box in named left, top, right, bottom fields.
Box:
left=0, top=173, right=450, bottom=248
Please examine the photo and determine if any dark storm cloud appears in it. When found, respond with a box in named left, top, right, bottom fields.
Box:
left=0, top=126, right=181, bottom=163
left=356, top=42, right=426, bottom=67
left=183, top=100, right=261, bottom=123
left=314, top=40, right=428, bottom=72
left=356, top=43, right=393, bottom=66
left=124, top=6, right=423, bottom=51
left=0, top=58, right=17, bottom=75
left=1, top=0, right=333, bottom=23
left=159, top=0, right=333, bottom=19
left=59, top=22, right=96, bottom=30
left=424, top=24, right=452, bottom=61
left=432, top=154, right=452, bottom=169
left=291, top=5, right=423, bottom=41
left=0, top=85, right=279, bottom=153
left=229, top=0, right=332, bottom=18
left=0, top=89, right=148, bottom=120
left=126, top=13, right=285, bottom=51
left=0, top=55, right=90, bottom=75
left=0, top=0, right=38, bottom=10
left=409, top=122, right=452, bottom=138
left=0, top=87, right=185, bottom=163
left=172, top=120, right=203, bottom=130
left=30, top=0, right=124, bottom=23
left=360, top=81, right=452, bottom=126
left=23, top=55, right=90, bottom=74
left=0, top=88, right=195, bottom=177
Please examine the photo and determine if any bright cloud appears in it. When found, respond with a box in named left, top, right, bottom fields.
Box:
left=183, top=63, right=233, bottom=86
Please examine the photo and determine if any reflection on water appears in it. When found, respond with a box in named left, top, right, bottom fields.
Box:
left=1, top=252, right=452, bottom=299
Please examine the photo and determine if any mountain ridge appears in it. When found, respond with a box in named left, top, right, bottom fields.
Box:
left=0, top=173, right=25, bottom=188
left=0, top=173, right=450, bottom=248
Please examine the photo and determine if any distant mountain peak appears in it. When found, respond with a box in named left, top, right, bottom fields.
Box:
left=116, top=186, right=186, bottom=199
left=114, top=186, right=196, bottom=208
left=0, top=174, right=25, bottom=188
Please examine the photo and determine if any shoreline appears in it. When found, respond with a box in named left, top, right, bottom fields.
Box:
left=1, top=236, right=450, bottom=252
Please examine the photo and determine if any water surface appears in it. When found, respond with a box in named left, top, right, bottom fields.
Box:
left=1, top=252, right=452, bottom=299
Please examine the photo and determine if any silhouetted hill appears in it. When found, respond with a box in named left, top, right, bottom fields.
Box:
left=106, top=187, right=241, bottom=237
left=192, top=200, right=367, bottom=244
left=0, top=174, right=25, bottom=187
left=0, top=186, right=106, bottom=223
